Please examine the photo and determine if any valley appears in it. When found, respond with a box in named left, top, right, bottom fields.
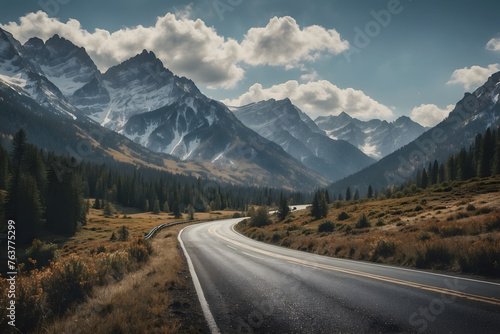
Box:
left=1, top=3, right=500, bottom=333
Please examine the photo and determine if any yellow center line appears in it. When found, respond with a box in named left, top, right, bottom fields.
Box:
left=208, top=223, right=500, bottom=306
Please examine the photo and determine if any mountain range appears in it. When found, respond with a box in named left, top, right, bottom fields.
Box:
left=329, top=71, right=500, bottom=195
left=315, top=112, right=427, bottom=160
left=0, top=28, right=329, bottom=190
left=231, top=98, right=375, bottom=181
left=3, top=27, right=496, bottom=194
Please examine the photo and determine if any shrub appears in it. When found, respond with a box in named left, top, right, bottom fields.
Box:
left=44, top=254, right=94, bottom=314
left=233, top=212, right=242, bottom=218
left=271, top=233, right=282, bottom=243
left=458, top=241, right=500, bottom=276
left=416, top=231, right=431, bottom=242
left=355, top=214, right=371, bottom=228
left=439, top=225, right=465, bottom=238
left=414, top=205, right=424, bottom=212
left=250, top=207, right=271, bottom=227
left=485, top=213, right=500, bottom=231
left=25, top=239, right=58, bottom=268
left=128, top=238, right=153, bottom=263
left=372, top=239, right=396, bottom=260
left=416, top=243, right=454, bottom=269
left=466, top=204, right=476, bottom=211
left=118, top=225, right=129, bottom=241
left=375, top=219, right=385, bottom=227
left=477, top=207, right=492, bottom=215
left=337, top=212, right=350, bottom=221
left=318, top=221, right=335, bottom=233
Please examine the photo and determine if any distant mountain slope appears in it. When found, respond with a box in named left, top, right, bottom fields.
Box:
left=0, top=28, right=81, bottom=120
left=231, top=99, right=375, bottom=181
left=0, top=29, right=327, bottom=190
left=329, top=71, right=500, bottom=195
left=315, top=112, right=427, bottom=160
left=22, top=34, right=101, bottom=96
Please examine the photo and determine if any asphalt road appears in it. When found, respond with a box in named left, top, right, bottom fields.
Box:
left=179, top=211, right=500, bottom=334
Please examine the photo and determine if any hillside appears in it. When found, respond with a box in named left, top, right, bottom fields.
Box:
left=237, top=175, right=500, bottom=277
left=329, top=72, right=500, bottom=195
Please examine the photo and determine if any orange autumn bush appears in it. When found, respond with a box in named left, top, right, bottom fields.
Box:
left=0, top=238, right=153, bottom=333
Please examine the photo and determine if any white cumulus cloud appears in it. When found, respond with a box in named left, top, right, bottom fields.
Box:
left=486, top=36, right=500, bottom=52
left=410, top=104, right=454, bottom=127
left=0, top=11, right=244, bottom=88
left=241, top=16, right=349, bottom=67
left=1, top=12, right=350, bottom=89
left=222, top=80, right=394, bottom=120
left=446, top=64, right=499, bottom=91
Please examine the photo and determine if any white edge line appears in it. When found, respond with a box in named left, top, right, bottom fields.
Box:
left=230, top=223, right=500, bottom=288
left=178, top=227, right=221, bottom=334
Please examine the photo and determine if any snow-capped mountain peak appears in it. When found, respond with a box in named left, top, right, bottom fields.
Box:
left=232, top=98, right=375, bottom=181
left=315, top=112, right=427, bottom=159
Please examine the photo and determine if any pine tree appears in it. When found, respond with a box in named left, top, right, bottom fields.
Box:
left=163, top=201, right=170, bottom=213
left=431, top=160, right=439, bottom=185
left=172, top=200, right=181, bottom=218
left=493, top=128, right=500, bottom=175
left=153, top=199, right=160, bottom=214
left=478, top=128, right=494, bottom=178
left=5, top=130, right=43, bottom=245
left=324, top=190, right=331, bottom=204
left=311, top=191, right=320, bottom=220
left=143, top=198, right=149, bottom=212
left=0, top=141, right=8, bottom=190
left=345, top=187, right=352, bottom=201
left=421, top=168, right=428, bottom=189
left=353, top=189, right=360, bottom=201
left=93, top=196, right=101, bottom=210
left=46, top=161, right=85, bottom=236
left=0, top=190, right=5, bottom=226
left=319, top=192, right=328, bottom=218
left=277, top=193, right=290, bottom=221
left=447, top=156, right=456, bottom=181
left=11, top=129, right=27, bottom=170
left=438, top=164, right=446, bottom=184
left=187, top=204, right=195, bottom=220
left=103, top=201, right=115, bottom=217
left=367, top=185, right=373, bottom=199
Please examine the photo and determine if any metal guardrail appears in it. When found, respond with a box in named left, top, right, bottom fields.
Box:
left=144, top=220, right=196, bottom=239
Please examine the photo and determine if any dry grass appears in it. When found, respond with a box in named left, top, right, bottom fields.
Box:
left=37, top=226, right=206, bottom=334
left=0, top=204, right=239, bottom=333
left=237, top=176, right=500, bottom=277
left=56, top=204, right=239, bottom=258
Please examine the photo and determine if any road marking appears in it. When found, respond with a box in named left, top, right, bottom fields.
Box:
left=242, top=251, right=265, bottom=260
left=226, top=244, right=237, bottom=251
left=178, top=228, right=221, bottom=334
left=208, top=223, right=500, bottom=307
left=231, top=225, right=500, bottom=288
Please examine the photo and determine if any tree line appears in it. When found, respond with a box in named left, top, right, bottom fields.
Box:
left=0, top=129, right=307, bottom=245
left=332, top=126, right=500, bottom=201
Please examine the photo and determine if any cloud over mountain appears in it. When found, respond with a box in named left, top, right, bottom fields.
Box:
left=447, top=64, right=499, bottom=91
left=1, top=11, right=349, bottom=89
left=222, top=80, right=394, bottom=120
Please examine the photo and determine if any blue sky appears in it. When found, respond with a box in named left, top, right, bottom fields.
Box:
left=1, top=0, right=499, bottom=126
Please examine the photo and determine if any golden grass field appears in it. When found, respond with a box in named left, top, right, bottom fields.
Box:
left=237, top=176, right=500, bottom=279
left=1, top=204, right=241, bottom=333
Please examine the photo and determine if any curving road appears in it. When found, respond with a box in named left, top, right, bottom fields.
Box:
left=179, top=211, right=500, bottom=334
